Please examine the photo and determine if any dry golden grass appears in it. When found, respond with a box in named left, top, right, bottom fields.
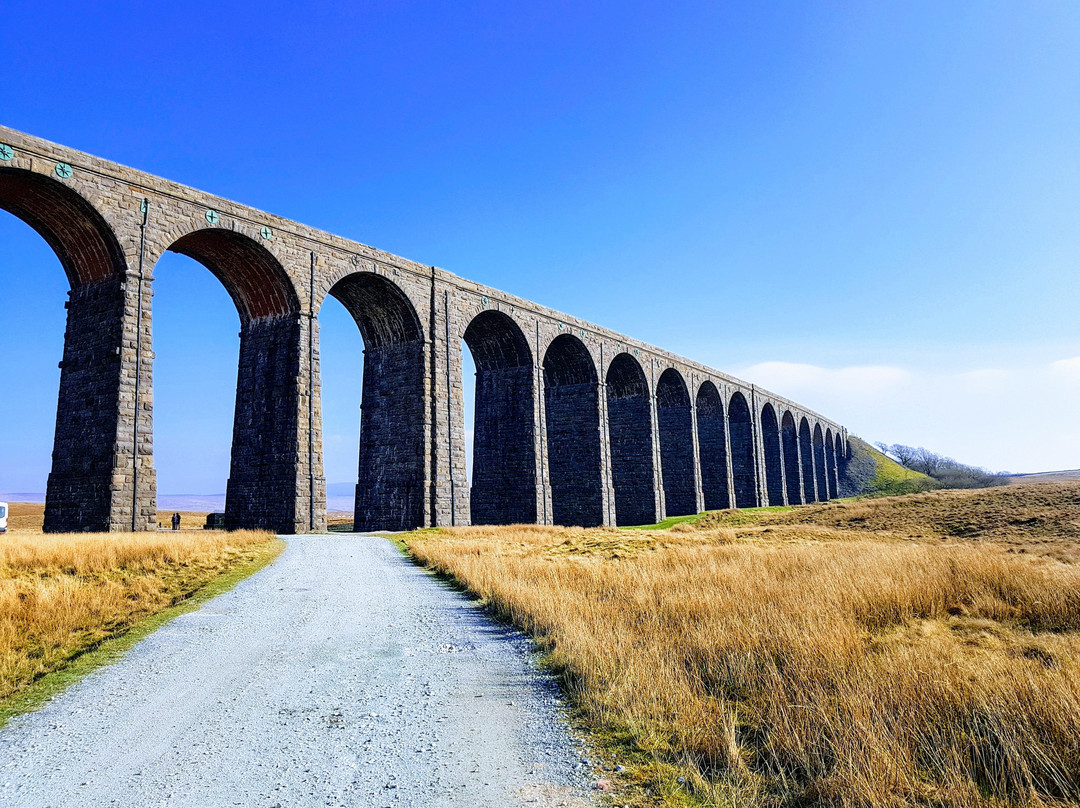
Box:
left=405, top=486, right=1080, bottom=808
left=683, top=481, right=1080, bottom=567
left=2, top=502, right=213, bottom=533
left=0, top=529, right=277, bottom=704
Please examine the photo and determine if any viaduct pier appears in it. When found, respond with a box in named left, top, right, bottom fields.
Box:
left=0, top=125, right=848, bottom=533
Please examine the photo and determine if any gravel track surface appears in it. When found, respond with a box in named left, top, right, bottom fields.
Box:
left=0, top=535, right=595, bottom=807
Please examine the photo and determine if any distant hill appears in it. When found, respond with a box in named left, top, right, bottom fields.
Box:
left=1006, top=469, right=1080, bottom=484
left=326, top=482, right=357, bottom=497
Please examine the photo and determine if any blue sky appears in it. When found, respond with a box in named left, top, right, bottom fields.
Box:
left=2, top=1, right=1079, bottom=495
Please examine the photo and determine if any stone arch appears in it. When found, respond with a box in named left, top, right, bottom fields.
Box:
left=0, top=167, right=127, bottom=286
left=329, top=272, right=426, bottom=531
left=760, top=403, right=784, bottom=506
left=729, top=391, right=757, bottom=508
left=656, top=368, right=696, bottom=517
left=696, top=382, right=730, bottom=510
left=544, top=334, right=603, bottom=527
left=167, top=229, right=299, bottom=324
left=0, top=168, right=133, bottom=531
left=781, top=411, right=802, bottom=504
left=155, top=229, right=306, bottom=532
left=463, top=310, right=536, bottom=525
left=813, top=423, right=828, bottom=501
left=799, top=417, right=817, bottom=502
left=606, top=353, right=655, bottom=526
left=825, top=428, right=838, bottom=499
left=833, top=432, right=842, bottom=488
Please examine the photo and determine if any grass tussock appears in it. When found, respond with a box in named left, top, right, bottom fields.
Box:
left=405, top=487, right=1080, bottom=808
left=0, top=529, right=279, bottom=707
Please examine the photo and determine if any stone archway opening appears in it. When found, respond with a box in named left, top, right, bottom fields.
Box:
left=781, top=411, right=802, bottom=504
left=729, top=392, right=757, bottom=508
left=463, top=310, right=536, bottom=525
left=825, top=428, right=838, bottom=499
left=696, top=382, right=730, bottom=510
left=799, top=417, right=816, bottom=502
left=607, top=353, right=655, bottom=526
left=543, top=334, right=603, bottom=527
left=656, top=368, right=696, bottom=517
left=0, top=168, right=132, bottom=532
left=158, top=228, right=302, bottom=532
left=326, top=272, right=425, bottom=532
left=761, top=403, right=784, bottom=506
left=813, top=423, right=828, bottom=501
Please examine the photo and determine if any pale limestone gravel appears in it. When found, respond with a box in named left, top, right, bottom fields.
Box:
left=0, top=535, right=596, bottom=808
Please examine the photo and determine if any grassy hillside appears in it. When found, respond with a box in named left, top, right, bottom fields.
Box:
left=403, top=483, right=1080, bottom=808
left=841, top=435, right=939, bottom=496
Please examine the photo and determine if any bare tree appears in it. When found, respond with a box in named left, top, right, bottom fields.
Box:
left=879, top=443, right=1005, bottom=489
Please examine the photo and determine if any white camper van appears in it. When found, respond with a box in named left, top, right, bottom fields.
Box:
left=0, top=502, right=7, bottom=533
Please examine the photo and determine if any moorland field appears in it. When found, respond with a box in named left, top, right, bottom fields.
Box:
left=4, top=482, right=1080, bottom=807
left=405, top=482, right=1080, bottom=808
left=0, top=505, right=278, bottom=721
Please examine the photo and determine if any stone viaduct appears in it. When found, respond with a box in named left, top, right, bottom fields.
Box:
left=0, top=125, right=849, bottom=533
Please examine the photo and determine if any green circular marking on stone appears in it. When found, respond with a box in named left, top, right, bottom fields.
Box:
left=260, top=226, right=273, bottom=240
left=558, top=322, right=564, bottom=331
left=580, top=329, right=586, bottom=340
left=480, top=296, right=488, bottom=307
left=205, top=209, right=219, bottom=224
left=0, top=144, right=13, bottom=161
left=54, top=162, right=73, bottom=179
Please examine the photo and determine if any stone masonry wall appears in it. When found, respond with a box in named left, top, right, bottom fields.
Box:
left=1, top=125, right=850, bottom=533
left=470, top=365, right=537, bottom=525
left=656, top=387, right=697, bottom=517
left=224, top=315, right=303, bottom=532
left=606, top=381, right=656, bottom=527
left=354, top=341, right=426, bottom=531
left=43, top=277, right=126, bottom=532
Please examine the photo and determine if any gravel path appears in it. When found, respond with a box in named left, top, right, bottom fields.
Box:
left=0, top=535, right=596, bottom=807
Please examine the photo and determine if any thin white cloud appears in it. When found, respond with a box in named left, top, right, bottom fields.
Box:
left=1049, top=357, right=1080, bottom=376
left=735, top=358, right=1080, bottom=474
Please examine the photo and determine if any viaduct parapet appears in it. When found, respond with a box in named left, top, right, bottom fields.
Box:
left=0, top=125, right=848, bottom=533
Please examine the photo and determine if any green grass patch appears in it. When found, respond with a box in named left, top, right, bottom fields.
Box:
left=0, top=537, right=284, bottom=727
left=624, top=505, right=794, bottom=531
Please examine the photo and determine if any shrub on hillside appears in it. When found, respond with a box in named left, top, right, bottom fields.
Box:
left=877, top=443, right=1007, bottom=489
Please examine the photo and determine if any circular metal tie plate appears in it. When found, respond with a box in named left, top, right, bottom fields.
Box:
left=260, top=226, right=273, bottom=240
left=54, top=162, right=73, bottom=178
left=0, top=144, right=13, bottom=161
left=205, top=209, right=219, bottom=224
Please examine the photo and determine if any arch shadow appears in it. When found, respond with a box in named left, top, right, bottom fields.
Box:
left=825, top=428, right=838, bottom=499
left=799, top=417, right=817, bottom=503
left=696, top=382, right=730, bottom=510
left=464, top=310, right=536, bottom=525
left=729, top=392, right=757, bottom=508
left=760, top=403, right=784, bottom=506
left=812, top=423, right=828, bottom=502
left=781, top=411, right=802, bottom=504
left=657, top=369, right=696, bottom=517
left=606, top=353, right=655, bottom=526
left=544, top=334, right=603, bottom=527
